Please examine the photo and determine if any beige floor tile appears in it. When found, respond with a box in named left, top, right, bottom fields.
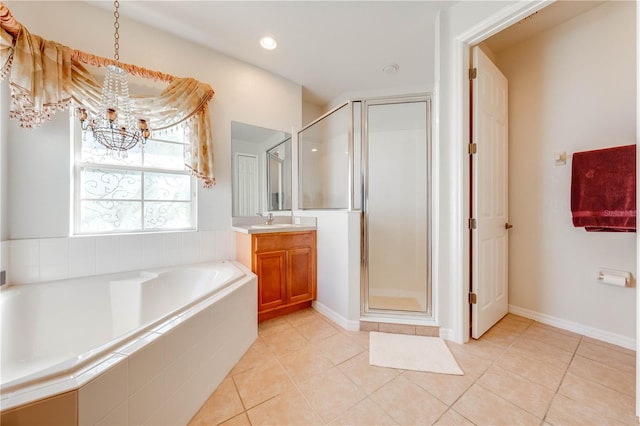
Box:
left=444, top=343, right=494, bottom=377
left=232, top=357, right=294, bottom=409
left=296, top=316, right=340, bottom=342
left=297, top=367, right=367, bottom=423
left=532, top=321, right=583, bottom=339
left=433, top=409, right=475, bottom=426
left=231, top=339, right=275, bottom=376
left=568, top=355, right=635, bottom=396
left=447, top=338, right=505, bottom=363
left=453, top=384, right=541, bottom=425
left=505, top=313, right=534, bottom=324
left=257, top=316, right=292, bottom=337
left=522, top=324, right=581, bottom=353
left=247, top=388, right=323, bottom=426
left=284, top=307, right=321, bottom=327
left=546, top=393, right=632, bottom=426
left=260, top=326, right=309, bottom=356
left=337, top=351, right=400, bottom=394
left=277, top=345, right=334, bottom=384
left=370, top=375, right=448, bottom=425
left=508, top=338, right=574, bottom=371
left=341, top=330, right=371, bottom=349
left=329, top=397, right=399, bottom=426
left=493, top=315, right=532, bottom=335
left=313, top=332, right=365, bottom=365
left=188, top=377, right=244, bottom=426
left=581, top=336, right=636, bottom=356
left=496, top=347, right=566, bottom=390
left=476, top=365, right=555, bottom=418
left=576, top=339, right=636, bottom=374
left=557, top=372, right=636, bottom=423
left=479, top=324, right=521, bottom=347
left=218, top=412, right=251, bottom=426
left=403, top=369, right=476, bottom=406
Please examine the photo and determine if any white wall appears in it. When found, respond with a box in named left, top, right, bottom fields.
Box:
left=2, top=1, right=301, bottom=283
left=495, top=1, right=636, bottom=342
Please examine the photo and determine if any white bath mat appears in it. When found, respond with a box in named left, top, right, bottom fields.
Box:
left=369, top=332, right=464, bottom=375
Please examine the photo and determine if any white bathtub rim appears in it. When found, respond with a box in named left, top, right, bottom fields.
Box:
left=0, top=260, right=256, bottom=412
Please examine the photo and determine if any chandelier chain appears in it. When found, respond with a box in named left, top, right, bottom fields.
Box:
left=113, top=0, right=120, bottom=63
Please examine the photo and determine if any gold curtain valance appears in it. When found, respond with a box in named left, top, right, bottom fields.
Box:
left=0, top=3, right=216, bottom=188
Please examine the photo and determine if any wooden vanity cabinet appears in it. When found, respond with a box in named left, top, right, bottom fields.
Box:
left=236, top=230, right=316, bottom=322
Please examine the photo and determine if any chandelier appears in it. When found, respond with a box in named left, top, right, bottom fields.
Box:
left=77, top=0, right=150, bottom=152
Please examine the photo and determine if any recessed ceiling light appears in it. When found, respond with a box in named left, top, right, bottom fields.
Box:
left=260, top=36, right=278, bottom=50
left=382, top=64, right=399, bottom=75
left=311, top=148, right=318, bottom=152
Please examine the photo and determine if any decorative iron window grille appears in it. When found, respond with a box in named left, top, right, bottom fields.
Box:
left=73, top=123, right=196, bottom=235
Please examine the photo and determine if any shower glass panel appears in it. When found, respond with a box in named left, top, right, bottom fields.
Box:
left=298, top=104, right=350, bottom=209
left=365, top=99, right=430, bottom=314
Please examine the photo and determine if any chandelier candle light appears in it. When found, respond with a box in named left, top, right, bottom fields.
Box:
left=77, top=0, right=150, bottom=152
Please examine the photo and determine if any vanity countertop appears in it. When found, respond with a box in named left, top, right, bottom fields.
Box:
left=231, top=223, right=316, bottom=234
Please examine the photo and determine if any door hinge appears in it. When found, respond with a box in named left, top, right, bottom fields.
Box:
left=469, top=292, right=477, bottom=304
left=468, top=218, right=477, bottom=229
left=468, top=143, right=477, bottom=154
left=469, top=68, right=477, bottom=80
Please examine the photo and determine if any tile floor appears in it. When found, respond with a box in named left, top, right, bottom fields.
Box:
left=188, top=308, right=637, bottom=425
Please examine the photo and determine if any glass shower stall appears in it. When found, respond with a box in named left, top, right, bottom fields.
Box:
left=298, top=95, right=432, bottom=320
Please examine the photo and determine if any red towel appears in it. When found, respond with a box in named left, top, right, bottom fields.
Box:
left=571, top=145, right=636, bottom=232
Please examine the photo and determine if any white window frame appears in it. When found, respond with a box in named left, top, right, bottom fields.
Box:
left=71, top=117, right=197, bottom=235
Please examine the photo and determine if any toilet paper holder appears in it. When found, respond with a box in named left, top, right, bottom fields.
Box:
left=597, top=268, right=632, bottom=287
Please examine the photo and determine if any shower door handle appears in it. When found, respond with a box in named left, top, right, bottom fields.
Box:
left=505, top=223, right=513, bottom=230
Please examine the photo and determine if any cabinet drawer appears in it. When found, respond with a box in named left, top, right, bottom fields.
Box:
left=254, top=231, right=315, bottom=252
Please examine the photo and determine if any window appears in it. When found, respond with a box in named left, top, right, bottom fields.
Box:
left=73, top=123, right=196, bottom=235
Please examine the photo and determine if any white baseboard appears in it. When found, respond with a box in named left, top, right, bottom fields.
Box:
left=312, top=301, right=360, bottom=331
left=438, top=328, right=455, bottom=342
left=508, top=304, right=635, bottom=350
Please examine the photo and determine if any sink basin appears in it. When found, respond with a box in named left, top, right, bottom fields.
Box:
left=251, top=223, right=297, bottom=229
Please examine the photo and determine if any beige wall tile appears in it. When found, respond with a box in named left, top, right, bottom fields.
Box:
left=415, top=325, right=440, bottom=337
left=378, top=323, right=416, bottom=335
left=359, top=321, right=379, bottom=332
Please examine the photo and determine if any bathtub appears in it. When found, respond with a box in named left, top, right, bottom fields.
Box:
left=0, top=260, right=257, bottom=425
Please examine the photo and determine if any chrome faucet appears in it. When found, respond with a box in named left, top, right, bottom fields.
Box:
left=266, top=213, right=274, bottom=225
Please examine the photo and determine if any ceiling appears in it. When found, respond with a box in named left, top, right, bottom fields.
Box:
left=89, top=1, right=452, bottom=107
left=89, top=1, right=605, bottom=107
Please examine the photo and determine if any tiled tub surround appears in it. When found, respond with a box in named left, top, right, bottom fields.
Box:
left=2, top=229, right=236, bottom=285
left=0, top=261, right=257, bottom=425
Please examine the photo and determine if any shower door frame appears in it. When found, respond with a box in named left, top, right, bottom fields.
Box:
left=360, top=94, right=434, bottom=322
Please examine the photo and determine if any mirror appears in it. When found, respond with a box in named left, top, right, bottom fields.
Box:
left=231, top=121, right=292, bottom=216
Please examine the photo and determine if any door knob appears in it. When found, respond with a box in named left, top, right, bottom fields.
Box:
left=505, top=223, right=513, bottom=230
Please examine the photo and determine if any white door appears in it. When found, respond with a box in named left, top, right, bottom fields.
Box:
left=471, top=46, right=509, bottom=339
left=234, top=153, right=259, bottom=216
